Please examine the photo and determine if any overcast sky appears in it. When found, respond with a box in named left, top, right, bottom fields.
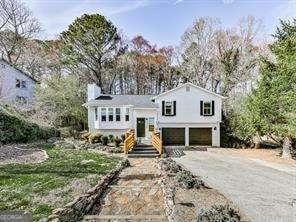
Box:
left=23, top=0, right=296, bottom=46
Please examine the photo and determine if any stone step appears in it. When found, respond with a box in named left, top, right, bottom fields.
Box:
left=128, top=153, right=160, bottom=158
left=83, top=214, right=167, bottom=222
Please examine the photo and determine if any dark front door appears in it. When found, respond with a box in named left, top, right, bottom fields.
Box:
left=162, top=128, right=185, bottom=145
left=137, top=118, right=145, bottom=137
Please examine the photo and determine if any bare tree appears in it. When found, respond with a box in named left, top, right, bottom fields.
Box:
left=0, top=0, right=40, bottom=64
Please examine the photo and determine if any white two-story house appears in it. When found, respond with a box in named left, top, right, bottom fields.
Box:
left=85, top=82, right=225, bottom=147
left=0, top=59, right=37, bottom=106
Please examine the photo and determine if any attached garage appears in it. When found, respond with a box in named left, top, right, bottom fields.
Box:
left=162, top=128, right=185, bottom=145
left=189, top=128, right=212, bottom=146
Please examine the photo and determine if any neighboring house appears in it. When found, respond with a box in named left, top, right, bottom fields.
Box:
left=0, top=59, right=37, bottom=106
left=85, top=82, right=225, bottom=147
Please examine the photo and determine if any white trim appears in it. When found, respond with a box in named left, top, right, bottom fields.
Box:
left=152, top=82, right=226, bottom=99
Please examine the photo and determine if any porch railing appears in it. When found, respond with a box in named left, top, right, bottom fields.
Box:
left=152, top=131, right=163, bottom=154
left=123, top=129, right=136, bottom=154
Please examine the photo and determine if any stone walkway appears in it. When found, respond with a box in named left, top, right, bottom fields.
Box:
left=84, top=158, right=168, bottom=222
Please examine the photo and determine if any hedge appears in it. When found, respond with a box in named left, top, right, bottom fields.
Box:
left=0, top=107, right=59, bottom=144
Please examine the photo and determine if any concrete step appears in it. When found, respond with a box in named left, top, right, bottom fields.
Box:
left=130, top=150, right=159, bottom=155
left=83, top=214, right=167, bottom=221
left=128, top=153, right=160, bottom=158
left=132, top=148, right=157, bottom=152
left=136, top=143, right=153, bottom=148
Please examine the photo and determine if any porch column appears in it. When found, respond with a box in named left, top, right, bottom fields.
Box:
left=185, top=126, right=189, bottom=147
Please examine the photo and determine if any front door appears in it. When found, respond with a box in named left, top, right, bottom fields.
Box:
left=137, top=118, right=145, bottom=137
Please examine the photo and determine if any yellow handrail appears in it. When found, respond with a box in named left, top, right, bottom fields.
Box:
left=152, top=131, right=163, bottom=154
left=123, top=129, right=136, bottom=154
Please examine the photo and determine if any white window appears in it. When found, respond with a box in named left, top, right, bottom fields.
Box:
left=148, top=117, right=155, bottom=132
left=203, top=102, right=212, bottom=116
left=125, top=108, right=129, bottom=121
left=95, top=107, right=98, bottom=121
left=101, top=108, right=106, bottom=121
left=108, top=108, right=114, bottom=121
left=165, top=101, right=174, bottom=115
left=115, top=108, right=121, bottom=121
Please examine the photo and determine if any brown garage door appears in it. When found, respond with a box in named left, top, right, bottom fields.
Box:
left=162, top=128, right=185, bottom=145
left=189, top=128, right=212, bottom=146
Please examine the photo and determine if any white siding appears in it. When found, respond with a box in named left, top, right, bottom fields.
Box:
left=155, top=84, right=222, bottom=147
left=155, top=85, right=222, bottom=124
left=0, top=60, right=36, bottom=105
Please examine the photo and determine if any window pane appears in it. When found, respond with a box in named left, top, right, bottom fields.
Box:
left=148, top=117, right=154, bottom=131
left=203, top=102, right=212, bottom=115
left=95, top=107, right=98, bottom=121
left=116, top=108, right=120, bottom=121
left=108, top=108, right=113, bottom=121
left=125, top=108, right=129, bottom=121
left=21, top=81, right=26, bottom=88
left=165, top=101, right=174, bottom=116
left=16, top=79, right=20, bottom=88
left=101, top=108, right=106, bottom=121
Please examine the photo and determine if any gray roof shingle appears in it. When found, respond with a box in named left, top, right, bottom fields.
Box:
left=86, top=94, right=158, bottom=108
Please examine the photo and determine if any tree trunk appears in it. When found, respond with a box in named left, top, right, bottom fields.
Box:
left=282, top=137, right=292, bottom=159
left=253, top=133, right=261, bottom=149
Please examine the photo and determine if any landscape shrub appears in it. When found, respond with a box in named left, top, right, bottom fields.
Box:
left=88, top=132, right=102, bottom=144
left=197, top=204, right=241, bottom=222
left=80, top=131, right=91, bottom=140
left=121, top=134, right=126, bottom=142
left=101, top=136, right=109, bottom=145
left=114, top=137, right=122, bottom=147
left=108, top=134, right=114, bottom=142
left=0, top=107, right=59, bottom=144
left=176, top=170, right=204, bottom=189
left=160, top=158, right=182, bottom=174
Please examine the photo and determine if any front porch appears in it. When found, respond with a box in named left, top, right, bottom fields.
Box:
left=123, top=129, right=163, bottom=158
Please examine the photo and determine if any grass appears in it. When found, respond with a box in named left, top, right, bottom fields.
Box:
left=0, top=145, right=120, bottom=221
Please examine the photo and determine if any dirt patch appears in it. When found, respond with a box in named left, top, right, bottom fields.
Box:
left=0, top=144, right=48, bottom=165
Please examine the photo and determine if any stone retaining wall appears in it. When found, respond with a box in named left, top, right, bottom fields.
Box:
left=47, top=158, right=130, bottom=222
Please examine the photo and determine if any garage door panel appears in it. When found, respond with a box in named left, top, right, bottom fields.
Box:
left=162, top=128, right=185, bottom=145
left=189, top=128, right=212, bottom=146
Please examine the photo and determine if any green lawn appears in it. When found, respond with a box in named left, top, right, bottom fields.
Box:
left=0, top=146, right=120, bottom=221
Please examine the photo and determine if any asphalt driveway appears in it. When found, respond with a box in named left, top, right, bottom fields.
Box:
left=174, top=150, right=296, bottom=222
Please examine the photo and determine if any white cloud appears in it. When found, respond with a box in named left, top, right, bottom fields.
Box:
left=22, top=0, right=150, bottom=39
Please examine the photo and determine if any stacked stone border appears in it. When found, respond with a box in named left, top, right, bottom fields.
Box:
left=47, top=158, right=130, bottom=222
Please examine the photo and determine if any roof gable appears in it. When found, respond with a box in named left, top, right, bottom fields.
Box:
left=0, top=59, right=37, bottom=82
left=153, top=82, right=226, bottom=99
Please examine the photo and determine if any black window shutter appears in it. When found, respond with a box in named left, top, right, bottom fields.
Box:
left=173, top=101, right=176, bottom=116
left=212, top=100, right=215, bottom=116
left=200, top=101, right=203, bottom=116
left=162, top=101, right=165, bottom=116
